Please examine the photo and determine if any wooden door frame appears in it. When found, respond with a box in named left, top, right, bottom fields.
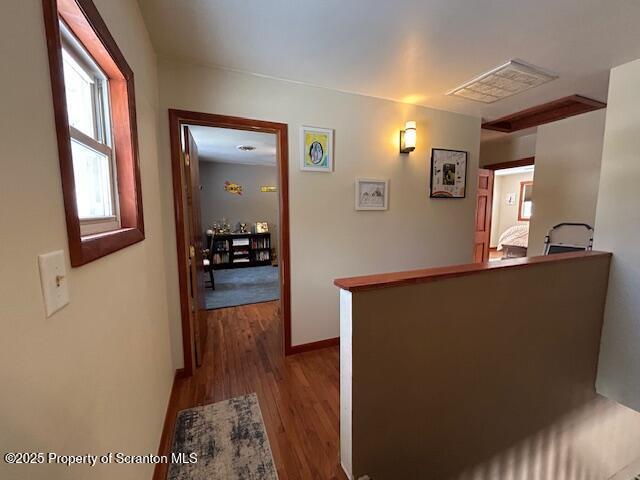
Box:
left=480, top=156, right=535, bottom=260
left=474, top=168, right=495, bottom=262
left=484, top=156, right=535, bottom=171
left=518, top=181, right=534, bottom=222
left=169, top=109, right=292, bottom=376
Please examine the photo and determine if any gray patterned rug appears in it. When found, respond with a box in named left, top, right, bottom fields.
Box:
left=168, top=393, right=278, bottom=480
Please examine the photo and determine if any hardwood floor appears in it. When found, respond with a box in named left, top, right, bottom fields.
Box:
left=489, top=247, right=503, bottom=261
left=154, top=301, right=346, bottom=480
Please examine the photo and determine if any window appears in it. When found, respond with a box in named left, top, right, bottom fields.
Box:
left=43, top=0, right=144, bottom=266
left=61, top=22, right=119, bottom=235
left=519, top=181, right=533, bottom=221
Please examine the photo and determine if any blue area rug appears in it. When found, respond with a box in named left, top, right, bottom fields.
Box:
left=205, top=266, right=280, bottom=310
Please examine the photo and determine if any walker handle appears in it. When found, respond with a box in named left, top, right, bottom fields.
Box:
left=550, top=222, right=593, bottom=231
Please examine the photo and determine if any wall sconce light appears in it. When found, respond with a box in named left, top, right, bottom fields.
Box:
left=400, top=121, right=416, bottom=153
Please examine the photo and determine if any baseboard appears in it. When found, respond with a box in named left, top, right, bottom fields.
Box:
left=287, top=337, right=339, bottom=355
left=153, top=368, right=184, bottom=480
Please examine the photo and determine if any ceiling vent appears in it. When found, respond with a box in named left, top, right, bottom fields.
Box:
left=447, top=59, right=558, bottom=103
left=236, top=145, right=257, bottom=151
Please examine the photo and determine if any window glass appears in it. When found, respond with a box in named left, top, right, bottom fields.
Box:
left=71, top=140, right=113, bottom=219
left=62, top=48, right=96, bottom=138
left=61, top=23, right=117, bottom=230
left=520, top=182, right=534, bottom=220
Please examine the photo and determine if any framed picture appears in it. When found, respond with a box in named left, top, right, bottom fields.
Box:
left=255, top=222, right=269, bottom=233
left=430, top=148, right=468, bottom=198
left=355, top=178, right=388, bottom=211
left=300, top=126, right=334, bottom=172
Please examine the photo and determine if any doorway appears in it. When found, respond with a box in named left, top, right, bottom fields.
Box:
left=169, top=110, right=291, bottom=376
left=474, top=158, right=535, bottom=263
left=192, top=126, right=280, bottom=310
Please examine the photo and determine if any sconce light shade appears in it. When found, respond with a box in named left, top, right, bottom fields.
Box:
left=400, top=120, right=417, bottom=153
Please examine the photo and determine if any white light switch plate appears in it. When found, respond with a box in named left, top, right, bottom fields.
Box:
left=38, top=250, right=69, bottom=317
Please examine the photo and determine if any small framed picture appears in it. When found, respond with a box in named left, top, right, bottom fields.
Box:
left=255, top=222, right=269, bottom=233
left=300, top=126, right=334, bottom=172
left=355, top=178, right=388, bottom=211
left=430, top=148, right=468, bottom=198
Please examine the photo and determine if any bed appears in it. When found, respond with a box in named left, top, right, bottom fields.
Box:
left=497, top=224, right=529, bottom=259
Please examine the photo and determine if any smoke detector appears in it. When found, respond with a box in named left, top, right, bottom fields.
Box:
left=236, top=145, right=257, bottom=151
left=447, top=59, right=558, bottom=103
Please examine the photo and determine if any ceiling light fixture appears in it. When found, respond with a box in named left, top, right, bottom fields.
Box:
left=236, top=145, right=257, bottom=151
left=447, top=59, right=558, bottom=104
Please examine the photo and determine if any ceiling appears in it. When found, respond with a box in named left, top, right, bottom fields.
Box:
left=138, top=0, right=640, bottom=121
left=188, top=126, right=277, bottom=166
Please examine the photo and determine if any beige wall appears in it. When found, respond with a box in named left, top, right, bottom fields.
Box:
left=490, top=170, right=534, bottom=247
left=0, top=1, right=176, bottom=479
left=527, top=110, right=606, bottom=255
left=594, top=58, right=640, bottom=413
left=490, top=175, right=503, bottom=247
left=200, top=161, right=279, bottom=256
left=480, top=133, right=536, bottom=167
left=157, top=59, right=482, bottom=350
left=340, top=253, right=640, bottom=480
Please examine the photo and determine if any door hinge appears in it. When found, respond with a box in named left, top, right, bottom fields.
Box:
left=184, top=153, right=190, bottom=167
left=189, top=245, right=196, bottom=259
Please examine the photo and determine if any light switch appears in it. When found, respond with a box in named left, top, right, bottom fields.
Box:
left=38, top=250, right=69, bottom=318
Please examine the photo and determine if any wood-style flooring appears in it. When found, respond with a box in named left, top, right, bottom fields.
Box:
left=154, top=301, right=345, bottom=480
left=489, top=247, right=503, bottom=261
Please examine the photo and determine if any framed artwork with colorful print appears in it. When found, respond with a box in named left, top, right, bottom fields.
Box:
left=300, top=126, right=334, bottom=172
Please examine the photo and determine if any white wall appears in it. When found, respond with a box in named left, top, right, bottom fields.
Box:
left=157, top=59, right=481, bottom=350
left=527, top=110, right=606, bottom=255
left=594, top=58, right=640, bottom=413
left=480, top=133, right=536, bottom=167
left=0, top=1, right=176, bottom=479
left=490, top=175, right=503, bottom=248
left=490, top=170, right=534, bottom=247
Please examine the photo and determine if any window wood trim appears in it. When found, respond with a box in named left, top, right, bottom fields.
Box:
left=42, top=0, right=144, bottom=267
left=518, top=181, right=533, bottom=222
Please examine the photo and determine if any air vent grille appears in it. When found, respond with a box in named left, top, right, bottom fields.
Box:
left=447, top=59, right=558, bottom=104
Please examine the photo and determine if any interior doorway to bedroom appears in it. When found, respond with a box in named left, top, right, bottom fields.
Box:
left=488, top=163, right=535, bottom=261
left=169, top=110, right=292, bottom=376
left=191, top=126, right=281, bottom=311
